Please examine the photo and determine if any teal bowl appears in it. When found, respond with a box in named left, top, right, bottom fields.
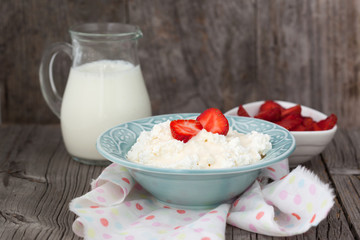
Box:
left=96, top=114, right=295, bottom=209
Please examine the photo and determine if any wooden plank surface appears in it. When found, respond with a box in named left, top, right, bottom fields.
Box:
left=1, top=0, right=360, bottom=128
left=322, top=129, right=360, bottom=239
left=0, top=125, right=104, bottom=239
left=0, top=125, right=358, bottom=239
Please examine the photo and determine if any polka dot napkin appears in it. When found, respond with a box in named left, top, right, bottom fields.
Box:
left=70, top=159, right=334, bottom=239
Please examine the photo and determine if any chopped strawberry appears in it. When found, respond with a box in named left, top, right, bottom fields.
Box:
left=254, top=107, right=281, bottom=122
left=281, top=105, right=301, bottom=118
left=317, top=114, right=337, bottom=130
left=282, top=112, right=304, bottom=126
left=237, top=105, right=250, bottom=117
left=170, top=120, right=203, bottom=143
left=312, top=122, right=322, bottom=131
left=292, top=124, right=306, bottom=131
left=235, top=100, right=338, bottom=132
left=259, top=100, right=284, bottom=112
left=302, top=117, right=314, bottom=131
left=275, top=118, right=302, bottom=130
left=196, top=108, right=229, bottom=135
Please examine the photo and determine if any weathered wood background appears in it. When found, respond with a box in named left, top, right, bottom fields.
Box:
left=1, top=0, right=360, bottom=128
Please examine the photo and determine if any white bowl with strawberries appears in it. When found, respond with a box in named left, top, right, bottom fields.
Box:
left=225, top=100, right=338, bottom=166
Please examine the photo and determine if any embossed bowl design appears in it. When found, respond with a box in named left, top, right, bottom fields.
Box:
left=97, top=113, right=295, bottom=209
left=225, top=100, right=337, bottom=166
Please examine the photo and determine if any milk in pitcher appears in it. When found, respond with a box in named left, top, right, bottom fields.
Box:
left=61, top=60, right=151, bottom=161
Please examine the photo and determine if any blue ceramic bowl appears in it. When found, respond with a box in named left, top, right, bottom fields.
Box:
left=97, top=114, right=295, bottom=209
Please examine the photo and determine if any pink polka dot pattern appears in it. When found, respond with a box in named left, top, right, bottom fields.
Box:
left=131, top=221, right=140, bottom=226
left=280, top=162, right=287, bottom=169
left=136, top=203, right=143, bottom=210
left=309, top=184, right=316, bottom=195
left=256, top=211, right=264, bottom=220
left=201, top=237, right=211, bottom=240
left=249, top=224, right=257, bottom=232
left=310, top=214, right=316, bottom=223
left=145, top=215, right=155, bottom=220
left=100, top=218, right=109, bottom=227
left=247, top=193, right=256, bottom=199
left=103, top=233, right=112, bottom=239
left=294, top=194, right=302, bottom=205
left=152, top=222, right=161, bottom=227
left=217, top=215, right=225, bottom=222
left=279, top=190, right=288, bottom=200
left=122, top=177, right=130, bottom=184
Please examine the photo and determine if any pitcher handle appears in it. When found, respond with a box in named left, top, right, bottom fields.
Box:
left=39, top=43, right=72, bottom=118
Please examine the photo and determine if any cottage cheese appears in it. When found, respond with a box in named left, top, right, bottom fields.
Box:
left=127, top=120, right=272, bottom=169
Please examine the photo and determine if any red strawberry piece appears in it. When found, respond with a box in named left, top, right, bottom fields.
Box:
left=302, top=117, right=314, bottom=131
left=170, top=120, right=203, bottom=143
left=259, top=100, right=284, bottom=112
left=292, top=124, right=306, bottom=131
left=275, top=118, right=302, bottom=130
left=196, top=108, right=229, bottom=135
left=237, top=105, right=250, bottom=117
left=281, top=105, right=301, bottom=118
left=254, top=107, right=281, bottom=122
left=282, top=112, right=302, bottom=120
left=312, top=122, right=322, bottom=131
left=317, top=114, right=337, bottom=130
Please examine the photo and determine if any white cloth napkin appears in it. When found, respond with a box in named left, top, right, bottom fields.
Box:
left=70, top=159, right=334, bottom=239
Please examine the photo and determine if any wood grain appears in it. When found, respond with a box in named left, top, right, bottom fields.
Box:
left=0, top=125, right=104, bottom=239
left=130, top=0, right=257, bottom=114
left=1, top=0, right=360, bottom=126
left=321, top=129, right=360, bottom=239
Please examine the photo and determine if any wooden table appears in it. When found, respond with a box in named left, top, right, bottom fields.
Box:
left=0, top=125, right=359, bottom=239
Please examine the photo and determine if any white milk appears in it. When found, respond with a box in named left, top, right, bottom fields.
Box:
left=60, top=60, right=151, bottom=161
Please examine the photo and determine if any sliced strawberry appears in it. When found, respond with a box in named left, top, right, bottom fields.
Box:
left=302, top=117, right=314, bottom=131
left=312, top=122, right=322, bottom=131
left=237, top=105, right=250, bottom=117
left=259, top=100, right=284, bottom=112
left=254, top=107, right=281, bottom=122
left=282, top=112, right=304, bottom=125
left=196, top=108, right=229, bottom=135
left=317, top=114, right=337, bottom=130
left=281, top=105, right=301, bottom=118
left=292, top=124, right=306, bottom=131
left=170, top=120, right=203, bottom=143
left=275, top=118, right=302, bottom=130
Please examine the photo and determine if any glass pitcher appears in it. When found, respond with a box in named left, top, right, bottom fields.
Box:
left=40, top=23, right=152, bottom=165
